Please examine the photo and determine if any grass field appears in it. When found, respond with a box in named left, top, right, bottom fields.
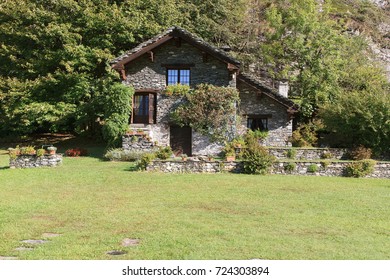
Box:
left=0, top=144, right=389, bottom=260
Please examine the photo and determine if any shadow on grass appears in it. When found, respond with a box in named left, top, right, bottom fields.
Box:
left=0, top=166, right=10, bottom=170
left=123, top=164, right=139, bottom=172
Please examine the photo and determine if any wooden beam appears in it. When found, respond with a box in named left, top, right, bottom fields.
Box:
left=147, top=51, right=154, bottom=62
left=161, top=63, right=195, bottom=68
left=120, top=69, right=126, bottom=80
left=135, top=89, right=160, bottom=93
left=112, top=35, right=173, bottom=69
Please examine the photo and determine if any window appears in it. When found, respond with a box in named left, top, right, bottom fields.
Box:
left=167, top=69, right=190, bottom=85
left=247, top=116, right=269, bottom=131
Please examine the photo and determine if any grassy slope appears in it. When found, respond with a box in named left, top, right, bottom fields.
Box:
left=0, top=149, right=389, bottom=260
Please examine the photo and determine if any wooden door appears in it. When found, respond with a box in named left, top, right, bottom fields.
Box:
left=170, top=125, right=192, bottom=156
left=133, top=93, right=155, bottom=124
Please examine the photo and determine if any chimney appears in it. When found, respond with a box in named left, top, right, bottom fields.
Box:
left=278, top=81, right=289, bottom=98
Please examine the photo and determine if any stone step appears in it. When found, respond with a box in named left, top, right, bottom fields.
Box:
left=129, top=124, right=148, bottom=128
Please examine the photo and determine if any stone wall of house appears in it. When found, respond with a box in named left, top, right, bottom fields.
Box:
left=124, top=40, right=234, bottom=90
left=192, top=132, right=224, bottom=156
left=237, top=80, right=292, bottom=147
left=267, top=148, right=349, bottom=160
left=146, top=160, right=390, bottom=178
left=10, top=154, right=62, bottom=169
left=122, top=134, right=156, bottom=152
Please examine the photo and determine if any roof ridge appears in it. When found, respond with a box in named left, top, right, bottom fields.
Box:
left=238, top=73, right=298, bottom=111
left=110, top=26, right=240, bottom=68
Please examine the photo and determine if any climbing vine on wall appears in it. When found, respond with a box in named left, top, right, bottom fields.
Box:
left=170, top=84, right=240, bottom=142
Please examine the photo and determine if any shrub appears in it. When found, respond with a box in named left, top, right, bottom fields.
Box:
left=321, top=151, right=333, bottom=159
left=104, top=148, right=146, bottom=161
left=102, top=84, right=134, bottom=147
left=345, top=159, right=376, bottom=178
left=137, top=153, right=156, bottom=170
left=321, top=160, right=330, bottom=169
left=65, top=148, right=88, bottom=157
left=307, top=164, right=318, bottom=173
left=284, top=162, right=296, bottom=173
left=20, top=146, right=36, bottom=155
left=155, top=146, right=173, bottom=160
left=164, top=84, right=191, bottom=96
left=349, top=145, right=372, bottom=160
left=36, top=148, right=45, bottom=157
left=242, top=132, right=275, bottom=175
left=249, top=129, right=269, bottom=141
left=286, top=148, right=297, bottom=159
left=8, top=148, right=19, bottom=159
left=291, top=120, right=322, bottom=147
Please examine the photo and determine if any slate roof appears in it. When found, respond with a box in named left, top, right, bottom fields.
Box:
left=110, top=26, right=241, bottom=69
left=238, top=73, right=299, bottom=111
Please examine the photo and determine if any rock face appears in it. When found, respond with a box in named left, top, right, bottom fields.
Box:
left=369, top=0, right=389, bottom=8
left=365, top=1, right=390, bottom=81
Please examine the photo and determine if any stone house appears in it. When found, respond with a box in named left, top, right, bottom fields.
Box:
left=110, top=26, right=298, bottom=155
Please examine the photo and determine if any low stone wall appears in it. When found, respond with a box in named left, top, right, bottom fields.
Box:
left=122, top=134, right=156, bottom=152
left=268, top=148, right=349, bottom=160
left=147, top=159, right=242, bottom=173
left=146, top=160, right=390, bottom=178
left=10, top=154, right=63, bottom=169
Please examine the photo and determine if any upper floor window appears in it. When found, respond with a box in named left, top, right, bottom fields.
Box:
left=167, top=69, right=190, bottom=85
left=247, top=116, right=269, bottom=131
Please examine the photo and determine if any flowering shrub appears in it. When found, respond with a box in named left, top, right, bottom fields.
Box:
left=65, top=148, right=88, bottom=157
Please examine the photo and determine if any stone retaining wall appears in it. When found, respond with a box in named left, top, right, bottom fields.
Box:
left=122, top=134, right=156, bottom=152
left=267, top=148, right=349, bottom=160
left=146, top=160, right=390, bottom=178
left=10, top=154, right=63, bottom=169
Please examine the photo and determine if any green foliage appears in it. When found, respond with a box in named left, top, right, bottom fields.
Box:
left=320, top=90, right=390, bottom=154
left=291, top=121, right=321, bottom=147
left=349, top=146, right=372, bottom=160
left=307, top=164, right=318, bottom=173
left=102, top=84, right=134, bottom=147
left=171, top=84, right=240, bottom=142
left=321, top=151, right=333, bottom=159
left=284, top=162, right=296, bottom=173
left=286, top=148, right=297, bottom=159
left=8, top=148, right=18, bottom=159
left=321, top=160, right=330, bottom=169
left=242, top=132, right=275, bottom=174
left=137, top=153, right=156, bottom=171
left=155, top=146, right=173, bottom=160
left=164, top=84, right=191, bottom=96
left=345, top=160, right=376, bottom=178
left=104, top=148, right=147, bottom=162
left=36, top=149, right=45, bottom=157
left=20, top=146, right=36, bottom=155
left=247, top=129, right=269, bottom=141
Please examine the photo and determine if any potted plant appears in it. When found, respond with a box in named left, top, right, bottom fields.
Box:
left=20, top=146, right=36, bottom=155
left=181, top=154, right=188, bottom=161
left=225, top=152, right=236, bottom=162
left=47, top=146, right=57, bottom=155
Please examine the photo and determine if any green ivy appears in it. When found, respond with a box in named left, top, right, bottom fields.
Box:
left=171, top=84, right=240, bottom=142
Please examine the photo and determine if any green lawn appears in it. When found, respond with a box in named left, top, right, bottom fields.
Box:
left=0, top=147, right=389, bottom=260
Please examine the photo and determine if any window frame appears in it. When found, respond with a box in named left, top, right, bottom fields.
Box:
left=165, top=68, right=191, bottom=86
left=246, top=115, right=271, bottom=132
